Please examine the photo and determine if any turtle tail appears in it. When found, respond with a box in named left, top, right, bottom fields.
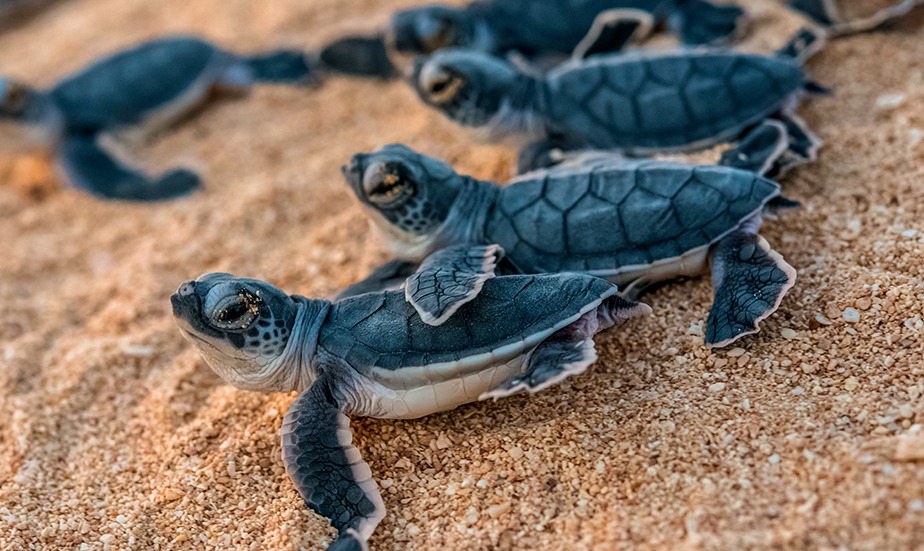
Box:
left=243, top=50, right=316, bottom=85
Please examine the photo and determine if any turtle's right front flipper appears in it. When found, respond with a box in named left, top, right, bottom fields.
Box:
left=282, top=374, right=385, bottom=551
left=406, top=244, right=503, bottom=326
left=56, top=134, right=200, bottom=201
left=319, top=35, right=397, bottom=79
left=336, top=259, right=420, bottom=300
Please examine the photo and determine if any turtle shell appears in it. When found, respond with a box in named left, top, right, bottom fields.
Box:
left=484, top=159, right=780, bottom=275
left=318, top=273, right=614, bottom=378
left=50, top=37, right=223, bottom=133
left=476, top=0, right=674, bottom=55
left=544, top=52, right=805, bottom=152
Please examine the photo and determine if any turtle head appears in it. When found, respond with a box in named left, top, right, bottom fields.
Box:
left=412, top=49, right=520, bottom=128
left=0, top=78, right=62, bottom=152
left=387, top=5, right=471, bottom=61
left=343, top=144, right=470, bottom=258
left=171, top=273, right=302, bottom=392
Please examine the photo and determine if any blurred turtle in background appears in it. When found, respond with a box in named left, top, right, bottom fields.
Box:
left=319, top=0, right=747, bottom=79
left=0, top=36, right=314, bottom=201
left=787, top=0, right=922, bottom=35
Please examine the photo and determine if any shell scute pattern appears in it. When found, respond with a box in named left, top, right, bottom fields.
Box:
left=51, top=38, right=216, bottom=132
left=549, top=54, right=804, bottom=149
left=487, top=162, right=778, bottom=275
left=319, top=276, right=611, bottom=375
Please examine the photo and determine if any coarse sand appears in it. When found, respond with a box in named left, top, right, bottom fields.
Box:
left=1, top=0, right=923, bottom=549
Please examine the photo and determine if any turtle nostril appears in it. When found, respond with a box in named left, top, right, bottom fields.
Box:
left=177, top=281, right=196, bottom=297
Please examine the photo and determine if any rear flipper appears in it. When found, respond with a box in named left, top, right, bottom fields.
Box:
left=57, top=134, right=200, bottom=201
left=705, top=229, right=796, bottom=348
left=319, top=35, right=397, bottom=79
left=572, top=9, right=655, bottom=59
left=405, top=244, right=503, bottom=325
left=482, top=294, right=650, bottom=399
left=788, top=0, right=920, bottom=36
left=336, top=259, right=420, bottom=300
left=668, top=0, right=747, bottom=45
left=242, top=50, right=316, bottom=85
left=775, top=26, right=828, bottom=63
left=282, top=374, right=385, bottom=551
left=770, top=110, right=823, bottom=176
left=720, top=120, right=790, bottom=176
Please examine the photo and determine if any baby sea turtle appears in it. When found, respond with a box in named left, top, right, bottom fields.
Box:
left=171, top=264, right=649, bottom=550
left=788, top=0, right=922, bottom=35
left=0, top=36, right=313, bottom=201
left=320, top=0, right=747, bottom=78
left=412, top=29, right=825, bottom=173
left=342, top=144, right=798, bottom=348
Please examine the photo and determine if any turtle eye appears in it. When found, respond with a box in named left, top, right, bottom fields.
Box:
left=210, top=290, right=262, bottom=330
left=422, top=67, right=465, bottom=104
left=363, top=162, right=415, bottom=206
left=1, top=82, right=29, bottom=115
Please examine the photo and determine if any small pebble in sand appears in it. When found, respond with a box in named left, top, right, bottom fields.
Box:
left=487, top=502, right=512, bottom=519
left=843, top=308, right=861, bottom=323
left=875, top=93, right=907, bottom=111
left=709, top=382, right=727, bottom=393
left=895, top=435, right=924, bottom=461
left=781, top=328, right=797, bottom=340
left=844, top=377, right=860, bottom=391
left=855, top=298, right=872, bottom=311
left=508, top=447, right=524, bottom=460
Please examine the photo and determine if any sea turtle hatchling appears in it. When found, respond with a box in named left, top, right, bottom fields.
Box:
left=342, top=144, right=798, bottom=348
left=319, top=0, right=747, bottom=78
left=412, top=29, right=826, bottom=174
left=0, top=36, right=313, bottom=201
left=787, top=0, right=922, bottom=36
left=171, top=263, right=649, bottom=550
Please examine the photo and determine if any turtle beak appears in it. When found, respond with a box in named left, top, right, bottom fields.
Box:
left=170, top=280, right=202, bottom=329
left=342, top=154, right=367, bottom=197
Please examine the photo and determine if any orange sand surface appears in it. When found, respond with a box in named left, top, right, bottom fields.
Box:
left=1, top=1, right=923, bottom=549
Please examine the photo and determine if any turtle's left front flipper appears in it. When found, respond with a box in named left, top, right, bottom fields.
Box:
left=56, top=134, right=200, bottom=201
left=705, top=229, right=796, bottom=348
left=282, top=374, right=385, bottom=551
left=241, top=49, right=316, bottom=85
left=406, top=244, right=504, bottom=325
left=668, top=0, right=747, bottom=45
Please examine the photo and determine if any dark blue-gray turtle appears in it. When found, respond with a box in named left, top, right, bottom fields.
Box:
left=319, top=0, right=747, bottom=79
left=787, top=0, right=922, bottom=36
left=0, top=36, right=313, bottom=201
left=171, top=265, right=649, bottom=550
left=341, top=144, right=798, bottom=348
left=411, top=28, right=826, bottom=174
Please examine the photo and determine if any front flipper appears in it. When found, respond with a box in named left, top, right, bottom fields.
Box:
left=56, top=134, right=200, bottom=201
left=706, top=230, right=796, bottom=348
left=406, top=244, right=503, bottom=326
left=668, top=0, right=747, bottom=45
left=336, top=259, right=420, bottom=300
left=719, top=120, right=790, bottom=177
left=242, top=50, right=316, bottom=85
left=572, top=9, right=655, bottom=60
left=319, top=35, right=397, bottom=79
left=482, top=294, right=651, bottom=399
left=281, top=375, right=385, bottom=551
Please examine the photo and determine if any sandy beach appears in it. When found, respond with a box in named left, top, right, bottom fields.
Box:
left=1, top=0, right=923, bottom=549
